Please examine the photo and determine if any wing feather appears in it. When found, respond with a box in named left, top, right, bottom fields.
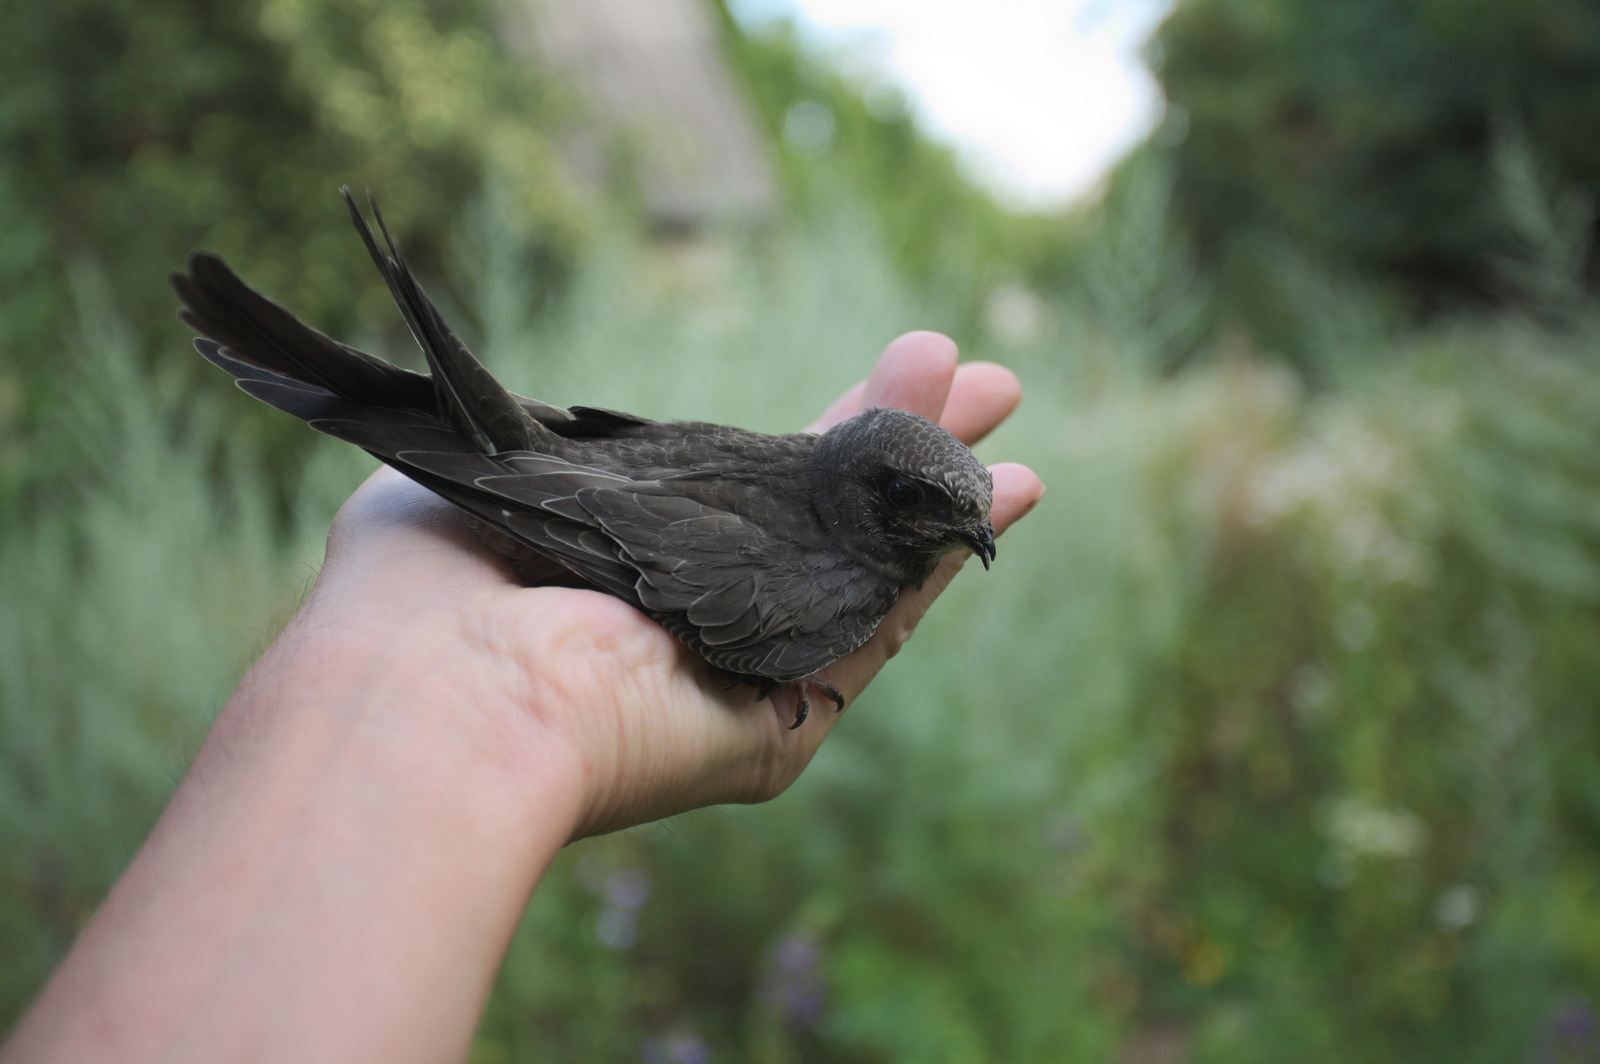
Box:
left=573, top=487, right=891, bottom=680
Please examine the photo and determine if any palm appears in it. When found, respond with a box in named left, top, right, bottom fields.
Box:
left=318, top=331, right=1039, bottom=837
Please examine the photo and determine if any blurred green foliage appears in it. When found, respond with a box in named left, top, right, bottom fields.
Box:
left=7, top=1, right=1600, bottom=1061
left=0, top=0, right=587, bottom=435
left=8, top=156, right=1600, bottom=1061
left=1149, top=0, right=1600, bottom=353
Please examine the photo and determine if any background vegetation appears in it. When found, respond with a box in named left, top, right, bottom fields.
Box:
left=4, top=0, right=1600, bottom=1061
left=1149, top=0, right=1600, bottom=361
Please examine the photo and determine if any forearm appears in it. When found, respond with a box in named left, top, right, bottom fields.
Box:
left=3, top=609, right=582, bottom=1064
left=2, top=335, right=1042, bottom=1062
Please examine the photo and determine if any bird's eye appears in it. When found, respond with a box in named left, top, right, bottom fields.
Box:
left=884, top=478, right=924, bottom=508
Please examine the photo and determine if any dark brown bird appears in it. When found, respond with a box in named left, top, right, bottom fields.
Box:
left=173, top=189, right=995, bottom=727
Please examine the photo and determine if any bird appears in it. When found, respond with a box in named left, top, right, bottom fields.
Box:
left=172, top=188, right=996, bottom=728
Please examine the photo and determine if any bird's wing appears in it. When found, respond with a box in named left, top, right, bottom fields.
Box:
left=213, top=362, right=634, bottom=595
left=372, top=446, right=651, bottom=601
left=572, top=487, right=893, bottom=680
left=381, top=452, right=889, bottom=678
left=199, top=351, right=887, bottom=678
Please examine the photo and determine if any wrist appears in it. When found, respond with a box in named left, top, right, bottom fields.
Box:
left=4, top=597, right=586, bottom=1064
left=246, top=592, right=593, bottom=843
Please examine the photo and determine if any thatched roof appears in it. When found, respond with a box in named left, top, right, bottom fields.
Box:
left=510, top=0, right=778, bottom=231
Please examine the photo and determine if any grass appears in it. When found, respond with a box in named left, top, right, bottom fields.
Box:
left=4, top=175, right=1600, bottom=1062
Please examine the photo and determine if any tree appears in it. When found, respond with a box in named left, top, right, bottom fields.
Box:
left=1149, top=0, right=1600, bottom=343
left=0, top=0, right=585, bottom=421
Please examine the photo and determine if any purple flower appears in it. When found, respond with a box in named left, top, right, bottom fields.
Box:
left=595, top=906, right=638, bottom=950
left=760, top=930, right=827, bottom=1029
left=582, top=865, right=651, bottom=949
left=605, top=867, right=652, bottom=910
left=1533, top=998, right=1600, bottom=1064
left=1555, top=1002, right=1599, bottom=1043
left=641, top=1031, right=711, bottom=1064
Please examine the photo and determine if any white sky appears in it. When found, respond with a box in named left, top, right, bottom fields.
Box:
left=728, top=0, right=1172, bottom=209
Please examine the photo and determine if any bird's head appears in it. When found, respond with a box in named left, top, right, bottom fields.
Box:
left=808, top=407, right=995, bottom=585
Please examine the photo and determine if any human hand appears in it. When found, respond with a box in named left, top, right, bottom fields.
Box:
left=281, top=330, right=1043, bottom=839
left=0, top=331, right=1042, bottom=1064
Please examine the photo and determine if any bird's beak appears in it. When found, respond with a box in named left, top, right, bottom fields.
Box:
left=961, top=523, right=997, bottom=570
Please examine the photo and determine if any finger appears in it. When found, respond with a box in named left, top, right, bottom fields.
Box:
left=859, top=331, right=958, bottom=419
left=987, top=462, right=1046, bottom=535
left=893, top=462, right=1042, bottom=602
left=690, top=462, right=1046, bottom=814
left=819, top=462, right=1044, bottom=701
left=939, top=362, right=1023, bottom=446
left=805, top=331, right=959, bottom=432
left=895, top=463, right=1044, bottom=617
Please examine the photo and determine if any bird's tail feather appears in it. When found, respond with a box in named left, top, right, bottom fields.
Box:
left=339, top=187, right=538, bottom=456
left=175, top=254, right=433, bottom=410
left=174, top=188, right=555, bottom=458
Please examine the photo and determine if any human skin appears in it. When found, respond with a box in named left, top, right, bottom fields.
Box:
left=0, top=330, right=1044, bottom=1064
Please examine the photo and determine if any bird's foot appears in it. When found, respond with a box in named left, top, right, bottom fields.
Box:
left=789, top=690, right=811, bottom=730
left=781, top=677, right=846, bottom=730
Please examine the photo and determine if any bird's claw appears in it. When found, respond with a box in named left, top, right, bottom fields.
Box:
left=784, top=678, right=845, bottom=729
left=788, top=692, right=810, bottom=730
